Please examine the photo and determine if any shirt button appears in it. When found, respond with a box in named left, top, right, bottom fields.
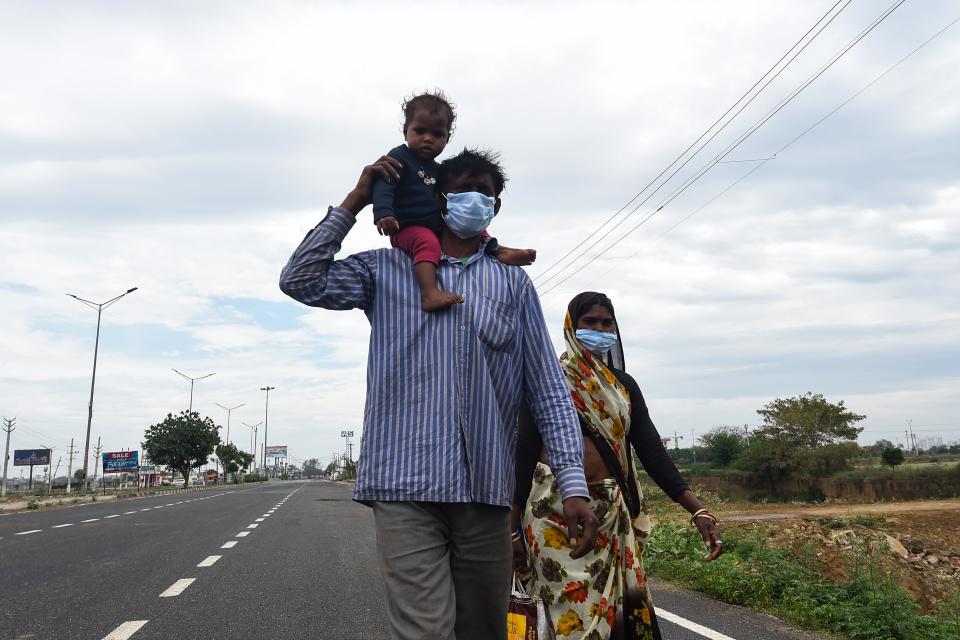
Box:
left=460, top=325, right=466, bottom=331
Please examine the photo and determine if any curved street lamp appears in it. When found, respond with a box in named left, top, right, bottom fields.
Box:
left=67, top=286, right=138, bottom=489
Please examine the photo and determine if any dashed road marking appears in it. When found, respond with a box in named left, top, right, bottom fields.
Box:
left=261, top=513, right=271, bottom=517
left=15, top=530, right=41, bottom=536
left=140, top=508, right=151, bottom=511
left=255, top=518, right=265, bottom=522
left=166, top=503, right=174, bottom=506
left=53, top=523, right=74, bottom=528
left=221, top=541, right=238, bottom=549
left=124, top=511, right=137, bottom=515
left=105, top=514, right=120, bottom=519
left=82, top=518, right=100, bottom=523
left=197, top=555, right=221, bottom=567
left=101, top=620, right=148, bottom=639
left=236, top=531, right=250, bottom=537
left=159, top=578, right=196, bottom=598
left=247, top=523, right=259, bottom=529
left=657, top=609, right=737, bottom=640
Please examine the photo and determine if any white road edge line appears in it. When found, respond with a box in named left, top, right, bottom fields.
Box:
left=101, top=620, right=149, bottom=640
left=236, top=531, right=250, bottom=537
left=657, top=608, right=737, bottom=640
left=197, top=555, right=221, bottom=567
left=16, top=529, right=42, bottom=535
left=159, top=578, right=196, bottom=597
left=221, top=541, right=238, bottom=549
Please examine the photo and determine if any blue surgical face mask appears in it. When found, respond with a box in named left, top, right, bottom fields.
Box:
left=442, top=191, right=497, bottom=239
left=575, top=329, right=618, bottom=355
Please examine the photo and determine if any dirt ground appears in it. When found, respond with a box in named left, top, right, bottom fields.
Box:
left=693, top=499, right=960, bottom=612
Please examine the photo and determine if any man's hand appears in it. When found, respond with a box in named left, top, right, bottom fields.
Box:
left=340, top=155, right=404, bottom=215
left=376, top=216, right=400, bottom=236
left=562, top=496, right=599, bottom=559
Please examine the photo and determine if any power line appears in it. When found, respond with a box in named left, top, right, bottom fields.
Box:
left=530, top=0, right=852, bottom=288
left=538, top=0, right=909, bottom=296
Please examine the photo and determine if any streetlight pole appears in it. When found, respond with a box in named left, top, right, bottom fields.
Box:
left=67, top=287, right=138, bottom=490
left=215, top=403, right=244, bottom=446
left=244, top=422, right=262, bottom=473
left=172, top=369, right=215, bottom=412
left=260, top=387, right=274, bottom=476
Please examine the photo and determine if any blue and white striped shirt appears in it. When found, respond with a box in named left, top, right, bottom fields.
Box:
left=279, top=207, right=588, bottom=506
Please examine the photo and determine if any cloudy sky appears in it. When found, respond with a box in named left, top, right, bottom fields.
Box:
left=1, top=1, right=958, bottom=474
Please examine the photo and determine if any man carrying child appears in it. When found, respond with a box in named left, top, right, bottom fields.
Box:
left=279, top=148, right=598, bottom=639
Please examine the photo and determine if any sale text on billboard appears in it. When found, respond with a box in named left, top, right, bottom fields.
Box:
left=103, top=451, right=139, bottom=473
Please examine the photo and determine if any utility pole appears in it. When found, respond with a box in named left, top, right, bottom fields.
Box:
left=672, top=431, right=684, bottom=450
left=245, top=422, right=261, bottom=473
left=690, top=428, right=696, bottom=464
left=260, top=387, right=275, bottom=475
left=67, top=287, right=138, bottom=494
left=92, top=437, right=103, bottom=492
left=907, top=419, right=918, bottom=457
left=66, top=438, right=78, bottom=493
left=1, top=418, right=14, bottom=497
left=172, top=369, right=215, bottom=413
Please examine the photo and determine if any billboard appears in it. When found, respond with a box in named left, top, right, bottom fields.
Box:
left=340, top=430, right=354, bottom=438
left=265, top=445, right=287, bottom=458
left=14, top=449, right=51, bottom=466
left=103, top=450, right=139, bottom=473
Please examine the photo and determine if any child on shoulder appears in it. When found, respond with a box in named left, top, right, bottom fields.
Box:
left=372, top=90, right=535, bottom=311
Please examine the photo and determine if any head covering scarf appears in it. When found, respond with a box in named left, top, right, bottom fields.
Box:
left=566, top=292, right=625, bottom=371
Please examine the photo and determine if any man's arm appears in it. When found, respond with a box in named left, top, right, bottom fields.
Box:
left=519, top=277, right=598, bottom=557
left=279, top=208, right=377, bottom=311
left=279, top=155, right=404, bottom=310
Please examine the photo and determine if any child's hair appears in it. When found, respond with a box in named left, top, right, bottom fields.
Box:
left=402, top=89, right=456, bottom=137
left=438, top=148, right=508, bottom=196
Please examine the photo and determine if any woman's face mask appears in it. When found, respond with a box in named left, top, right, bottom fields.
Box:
left=442, top=191, right=496, bottom=239
left=575, top=329, right=618, bottom=355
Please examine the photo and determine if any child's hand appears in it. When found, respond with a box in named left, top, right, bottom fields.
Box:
left=496, top=246, right=537, bottom=266
left=376, top=216, right=400, bottom=236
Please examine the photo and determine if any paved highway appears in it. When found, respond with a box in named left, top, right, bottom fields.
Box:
left=0, top=481, right=826, bottom=640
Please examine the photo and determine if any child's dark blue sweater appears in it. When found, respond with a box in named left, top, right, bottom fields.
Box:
left=371, top=145, right=441, bottom=231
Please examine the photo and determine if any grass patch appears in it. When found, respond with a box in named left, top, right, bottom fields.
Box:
left=644, top=524, right=957, bottom=640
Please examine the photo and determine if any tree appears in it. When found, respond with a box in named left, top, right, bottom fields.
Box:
left=303, top=458, right=322, bottom=477
left=73, top=469, right=84, bottom=483
left=699, top=427, right=747, bottom=467
left=756, top=392, right=865, bottom=448
left=881, top=446, right=905, bottom=469
left=215, top=443, right=255, bottom=478
left=143, top=411, right=221, bottom=486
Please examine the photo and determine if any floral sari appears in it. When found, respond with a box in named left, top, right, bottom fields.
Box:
left=521, top=313, right=661, bottom=640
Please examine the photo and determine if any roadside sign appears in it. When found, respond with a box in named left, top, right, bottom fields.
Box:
left=14, top=449, right=51, bottom=466
left=103, top=451, right=139, bottom=473
left=340, top=431, right=354, bottom=438
left=265, top=445, right=287, bottom=457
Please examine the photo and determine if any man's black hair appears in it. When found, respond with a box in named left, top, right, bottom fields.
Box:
left=402, top=89, right=456, bottom=136
left=437, top=148, right=508, bottom=196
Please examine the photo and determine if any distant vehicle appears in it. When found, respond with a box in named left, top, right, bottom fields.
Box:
left=171, top=478, right=185, bottom=487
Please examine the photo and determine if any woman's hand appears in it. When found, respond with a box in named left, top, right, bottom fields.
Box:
left=694, top=514, right=724, bottom=561
left=512, top=536, right=530, bottom=574
left=339, top=155, right=404, bottom=215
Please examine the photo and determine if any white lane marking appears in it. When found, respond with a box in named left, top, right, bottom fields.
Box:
left=53, top=523, right=74, bottom=528
left=82, top=518, right=100, bottom=523
left=101, top=620, right=149, bottom=639
left=247, top=523, right=259, bottom=529
left=197, top=555, right=221, bottom=567
left=154, top=506, right=164, bottom=509
left=159, top=578, right=195, bottom=597
left=221, top=541, right=238, bottom=549
left=140, top=508, right=151, bottom=511
left=255, top=518, right=265, bottom=522
left=166, top=503, right=174, bottom=506
left=261, top=514, right=271, bottom=517
left=124, top=511, right=137, bottom=515
left=176, top=501, right=183, bottom=504
left=15, top=530, right=42, bottom=535
left=657, top=609, right=737, bottom=640
left=236, top=531, right=250, bottom=537
left=105, top=514, right=120, bottom=519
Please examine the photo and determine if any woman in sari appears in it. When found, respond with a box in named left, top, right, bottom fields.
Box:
left=513, top=291, right=724, bottom=639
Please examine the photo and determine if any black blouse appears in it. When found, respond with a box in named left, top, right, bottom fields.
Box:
left=513, top=367, right=690, bottom=507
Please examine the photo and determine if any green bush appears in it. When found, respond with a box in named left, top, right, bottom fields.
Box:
left=644, top=524, right=958, bottom=639
left=243, top=473, right=267, bottom=483
left=26, top=498, right=40, bottom=510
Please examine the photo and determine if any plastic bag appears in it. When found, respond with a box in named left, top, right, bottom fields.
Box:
left=507, top=576, right=556, bottom=640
